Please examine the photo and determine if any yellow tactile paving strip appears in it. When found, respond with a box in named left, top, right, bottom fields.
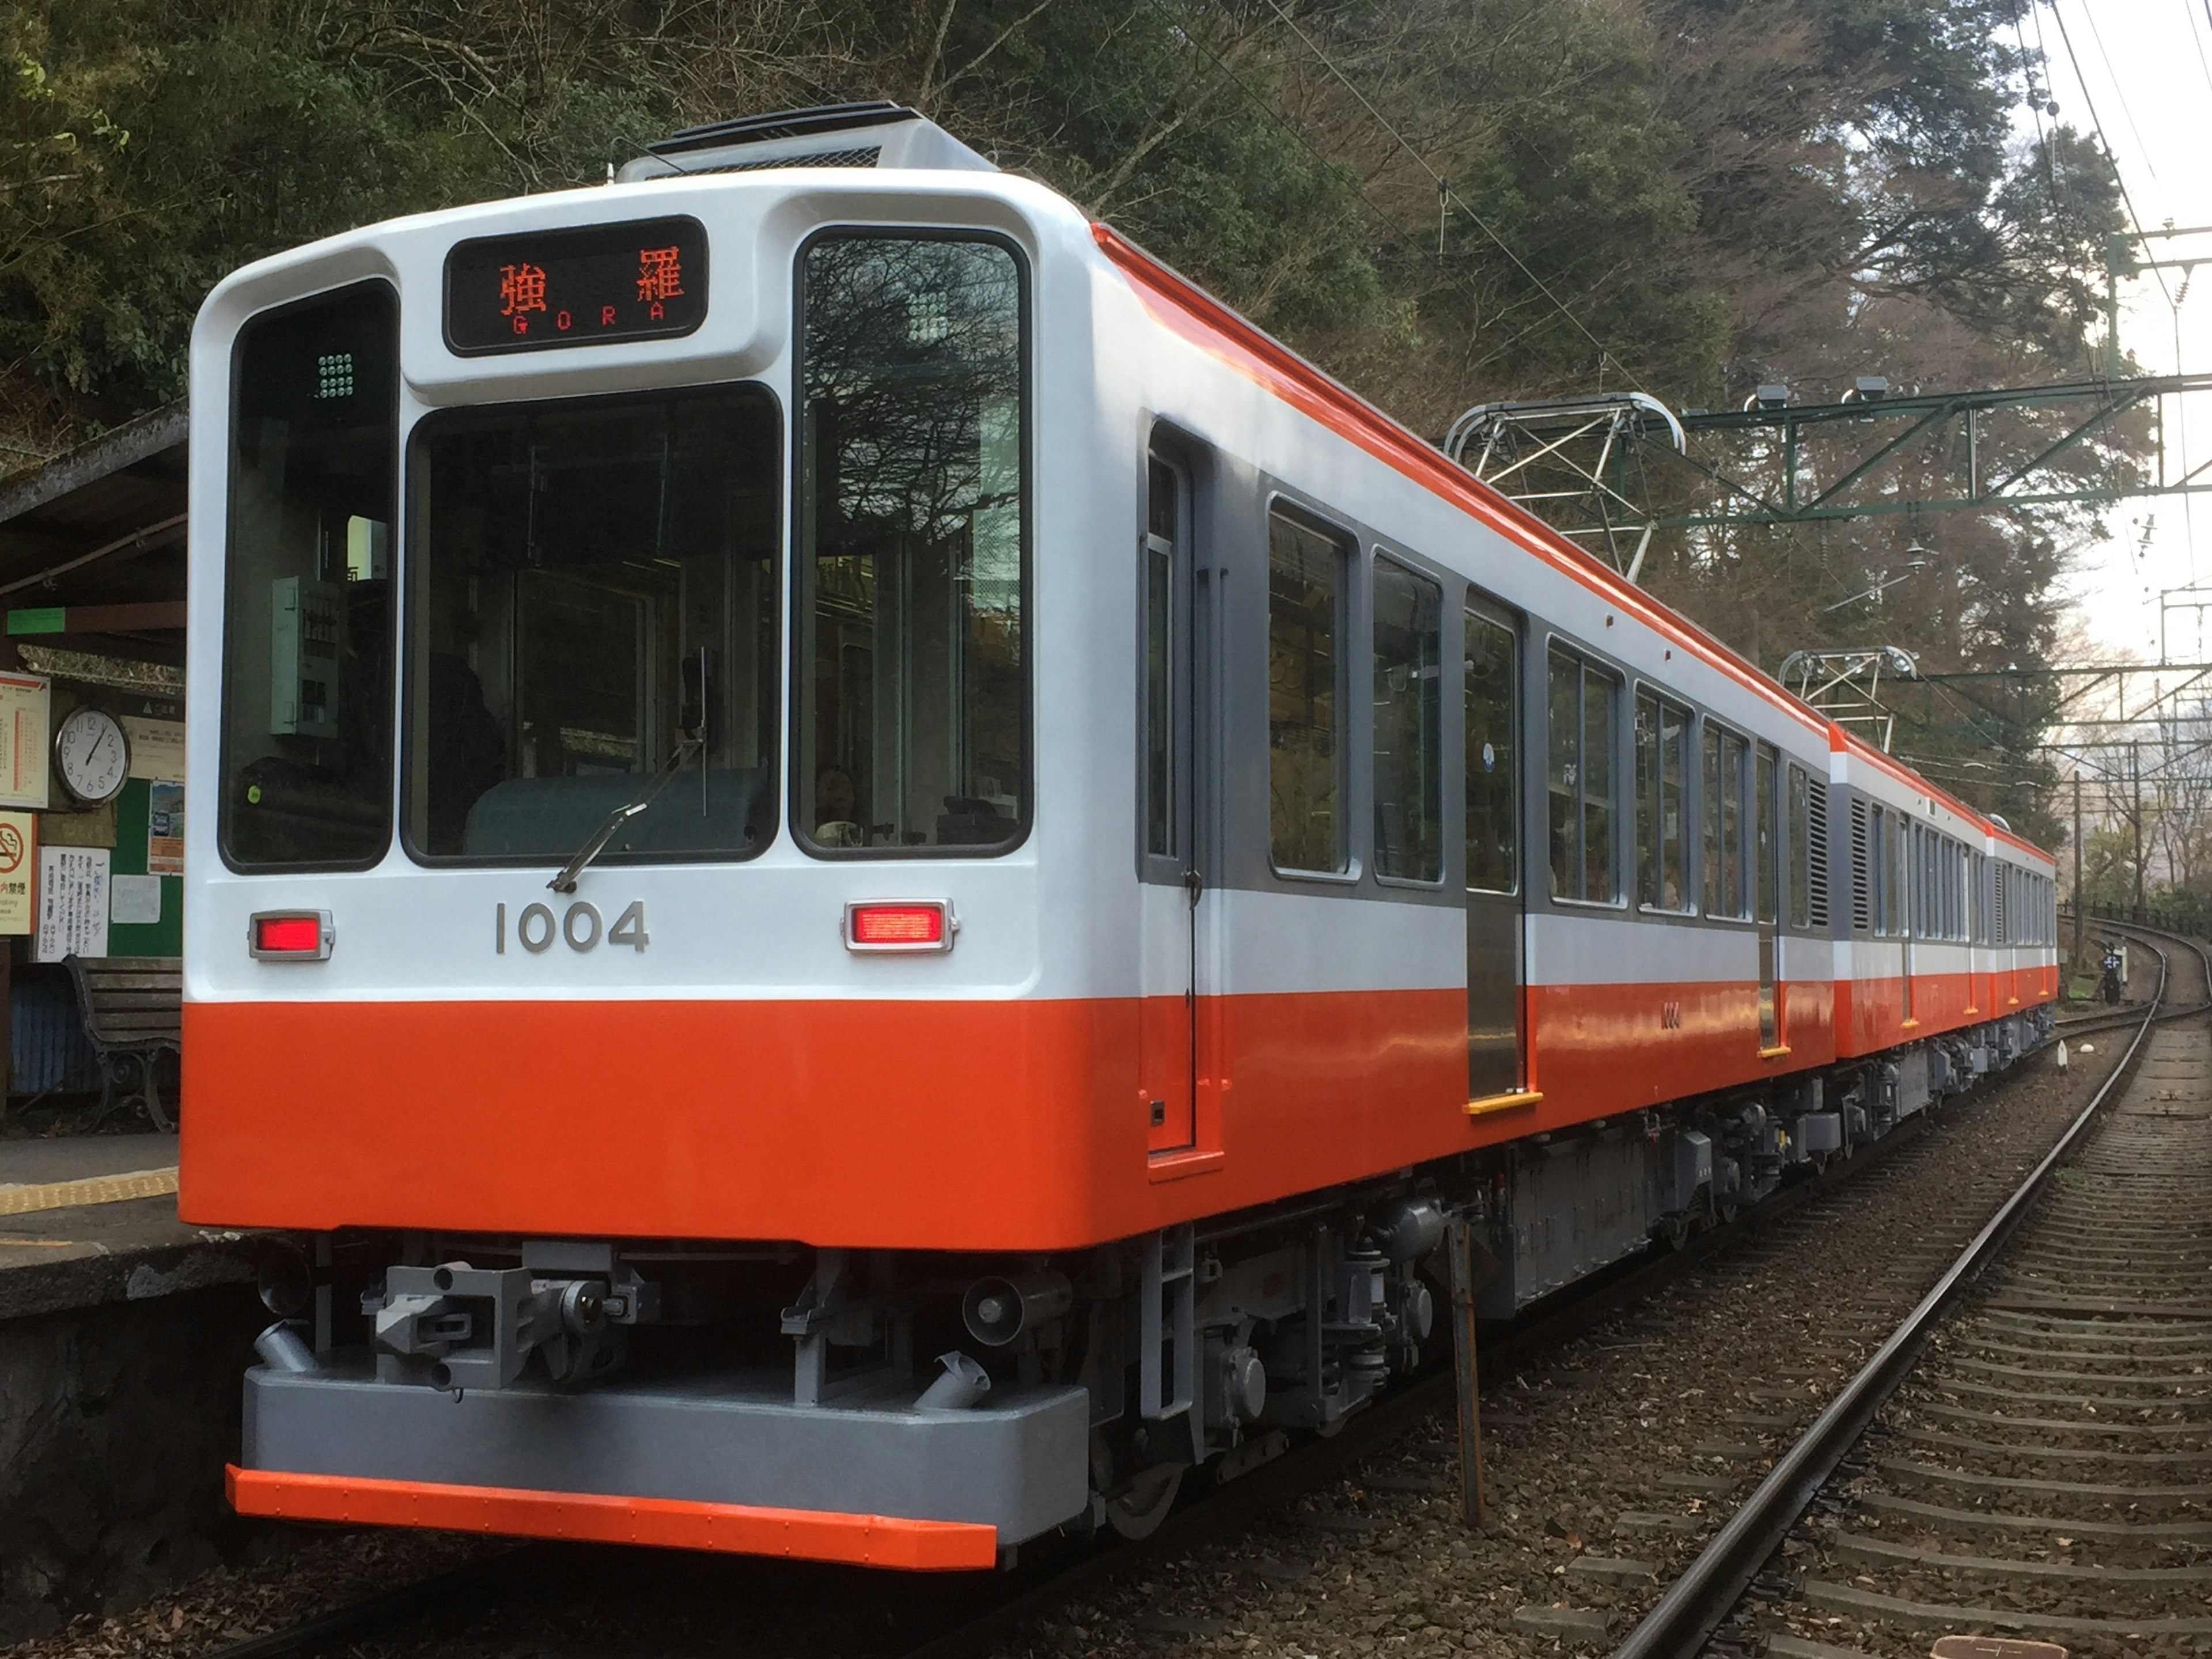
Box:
left=0, top=1166, right=178, bottom=1217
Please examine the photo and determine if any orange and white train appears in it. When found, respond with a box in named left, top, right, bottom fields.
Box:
left=178, top=103, right=2058, bottom=1569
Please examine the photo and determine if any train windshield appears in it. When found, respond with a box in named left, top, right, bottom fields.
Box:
left=794, top=233, right=1027, bottom=853
left=403, top=384, right=780, bottom=862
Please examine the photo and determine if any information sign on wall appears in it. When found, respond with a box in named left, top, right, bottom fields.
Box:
left=121, top=717, right=185, bottom=782
left=36, top=845, right=108, bottom=961
left=0, top=674, right=50, bottom=809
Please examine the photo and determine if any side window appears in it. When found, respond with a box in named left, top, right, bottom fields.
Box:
left=1888, top=813, right=1906, bottom=935
left=1942, top=839, right=1953, bottom=938
left=1547, top=646, right=1618, bottom=903
left=1372, top=557, right=1443, bottom=882
left=222, top=281, right=399, bottom=869
left=1754, top=742, right=1778, bottom=923
left=1268, top=507, right=1347, bottom=874
left=1702, top=727, right=1721, bottom=914
left=1464, top=607, right=1518, bottom=893
left=1635, top=688, right=1691, bottom=910
left=1143, top=454, right=1178, bottom=861
left=1722, top=733, right=1747, bottom=918
left=1869, top=807, right=1888, bottom=935
left=1907, top=823, right=1920, bottom=936
left=1787, top=765, right=1810, bottom=928
left=1703, top=724, right=1748, bottom=919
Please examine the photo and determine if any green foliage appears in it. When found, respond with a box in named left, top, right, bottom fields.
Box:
left=0, top=0, right=2145, bottom=840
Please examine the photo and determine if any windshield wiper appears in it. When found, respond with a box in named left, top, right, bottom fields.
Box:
left=548, top=735, right=702, bottom=895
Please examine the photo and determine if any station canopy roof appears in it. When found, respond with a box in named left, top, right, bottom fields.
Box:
left=0, top=403, right=187, bottom=673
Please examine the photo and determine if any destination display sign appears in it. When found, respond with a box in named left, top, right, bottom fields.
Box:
left=444, top=217, right=707, bottom=354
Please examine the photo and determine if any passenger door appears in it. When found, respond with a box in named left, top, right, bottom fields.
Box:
left=1463, top=599, right=1525, bottom=1098
left=1900, top=821, right=1916, bottom=1024
left=1139, top=450, right=1200, bottom=1152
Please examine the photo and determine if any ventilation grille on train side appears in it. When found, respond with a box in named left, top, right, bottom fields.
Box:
left=616, top=101, right=997, bottom=182
left=1806, top=781, right=1830, bottom=928
left=1994, top=864, right=2008, bottom=945
left=1849, top=798, right=1871, bottom=932
left=672, top=145, right=883, bottom=175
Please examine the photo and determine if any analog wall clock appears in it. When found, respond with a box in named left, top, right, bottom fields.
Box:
left=53, top=706, right=131, bottom=806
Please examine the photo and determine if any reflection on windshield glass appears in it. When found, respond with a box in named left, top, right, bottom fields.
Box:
left=407, top=385, right=778, bottom=861
left=797, top=235, right=1026, bottom=852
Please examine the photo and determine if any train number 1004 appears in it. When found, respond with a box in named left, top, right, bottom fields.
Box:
left=495, top=900, right=649, bottom=955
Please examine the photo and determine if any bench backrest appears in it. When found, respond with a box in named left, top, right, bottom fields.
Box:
left=66, top=955, right=183, bottom=1050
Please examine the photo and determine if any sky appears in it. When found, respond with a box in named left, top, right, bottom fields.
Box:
left=2037, top=0, right=2212, bottom=665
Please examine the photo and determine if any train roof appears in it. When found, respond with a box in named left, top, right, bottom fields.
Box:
left=1087, top=222, right=2056, bottom=870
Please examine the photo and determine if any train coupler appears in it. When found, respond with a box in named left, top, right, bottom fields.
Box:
left=364, top=1252, right=658, bottom=1390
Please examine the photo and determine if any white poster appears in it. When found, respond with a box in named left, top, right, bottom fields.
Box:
left=111, top=874, right=161, bottom=925
left=0, top=673, right=50, bottom=809
left=36, top=845, right=109, bottom=961
left=121, top=717, right=185, bottom=783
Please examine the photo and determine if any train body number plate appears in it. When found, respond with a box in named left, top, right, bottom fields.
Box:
left=495, top=900, right=647, bottom=955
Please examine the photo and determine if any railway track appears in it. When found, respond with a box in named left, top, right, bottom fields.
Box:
left=1616, top=920, right=2209, bottom=1659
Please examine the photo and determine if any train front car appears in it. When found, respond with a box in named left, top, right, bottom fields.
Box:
left=181, top=103, right=2066, bottom=1570
left=182, top=111, right=1144, bottom=1568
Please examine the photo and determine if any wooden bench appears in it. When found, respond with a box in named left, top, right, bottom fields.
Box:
left=65, top=955, right=182, bottom=1130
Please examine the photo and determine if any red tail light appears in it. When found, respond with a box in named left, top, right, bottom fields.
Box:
left=845, top=902, right=955, bottom=953
left=250, top=912, right=332, bottom=960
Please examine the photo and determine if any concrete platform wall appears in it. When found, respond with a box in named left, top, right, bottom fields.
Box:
left=0, top=1235, right=265, bottom=1640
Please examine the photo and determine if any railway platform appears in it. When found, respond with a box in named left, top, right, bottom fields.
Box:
left=0, top=1134, right=247, bottom=1316
left=0, top=1132, right=268, bottom=1642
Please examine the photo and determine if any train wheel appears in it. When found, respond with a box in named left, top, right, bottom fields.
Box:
left=1661, top=1212, right=1694, bottom=1251
left=1106, top=1463, right=1186, bottom=1540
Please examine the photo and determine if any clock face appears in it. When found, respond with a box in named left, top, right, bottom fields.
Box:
left=54, top=707, right=130, bottom=806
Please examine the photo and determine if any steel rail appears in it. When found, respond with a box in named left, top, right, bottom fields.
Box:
left=1607, top=923, right=2195, bottom=1659
left=187, top=1550, right=540, bottom=1659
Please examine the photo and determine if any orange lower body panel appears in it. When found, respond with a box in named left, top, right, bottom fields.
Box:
left=225, top=1465, right=998, bottom=1570
left=181, top=975, right=2047, bottom=1249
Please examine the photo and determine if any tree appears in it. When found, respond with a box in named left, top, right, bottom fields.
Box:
left=0, top=0, right=2150, bottom=849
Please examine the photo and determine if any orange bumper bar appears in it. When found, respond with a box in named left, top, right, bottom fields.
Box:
left=226, top=1466, right=998, bottom=1571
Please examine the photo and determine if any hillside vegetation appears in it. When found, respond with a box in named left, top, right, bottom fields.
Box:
left=2, top=0, right=2138, bottom=839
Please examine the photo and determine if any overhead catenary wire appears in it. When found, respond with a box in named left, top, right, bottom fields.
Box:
left=2078, top=2, right=2160, bottom=184
left=2045, top=1, right=2178, bottom=312
left=1132, top=0, right=1668, bottom=423
left=2015, top=10, right=2059, bottom=207
left=1249, top=0, right=1664, bottom=404
left=2179, top=0, right=2212, bottom=103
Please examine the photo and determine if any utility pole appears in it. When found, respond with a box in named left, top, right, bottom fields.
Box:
left=2132, top=741, right=2145, bottom=921
left=2073, top=771, right=2085, bottom=971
